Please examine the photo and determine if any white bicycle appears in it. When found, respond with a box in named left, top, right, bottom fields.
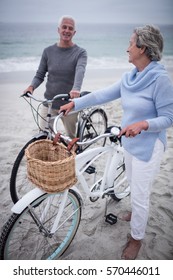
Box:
left=0, top=114, right=130, bottom=260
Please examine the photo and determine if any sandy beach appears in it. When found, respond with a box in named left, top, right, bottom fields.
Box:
left=0, top=67, right=173, bottom=260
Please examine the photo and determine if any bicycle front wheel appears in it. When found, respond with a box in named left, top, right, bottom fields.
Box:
left=78, top=108, right=107, bottom=151
left=10, top=135, right=47, bottom=203
left=0, top=189, right=81, bottom=260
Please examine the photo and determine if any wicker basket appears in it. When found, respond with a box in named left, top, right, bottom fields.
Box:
left=25, top=139, right=77, bottom=193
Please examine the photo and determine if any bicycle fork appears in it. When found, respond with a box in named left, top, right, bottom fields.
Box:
left=28, top=204, right=52, bottom=237
left=28, top=190, right=69, bottom=237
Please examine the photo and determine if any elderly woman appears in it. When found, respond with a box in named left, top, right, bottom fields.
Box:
left=60, top=25, right=173, bottom=259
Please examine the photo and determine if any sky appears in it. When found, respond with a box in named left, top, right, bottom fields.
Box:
left=0, top=0, right=173, bottom=24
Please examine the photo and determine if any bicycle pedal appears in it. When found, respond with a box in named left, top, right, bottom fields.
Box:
left=105, top=213, right=117, bottom=225
left=85, top=165, right=96, bottom=174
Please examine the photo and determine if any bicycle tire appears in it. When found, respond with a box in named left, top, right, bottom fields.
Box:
left=78, top=108, right=108, bottom=151
left=10, top=134, right=48, bottom=203
left=0, top=189, right=81, bottom=260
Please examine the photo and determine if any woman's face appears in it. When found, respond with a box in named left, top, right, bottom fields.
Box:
left=127, top=33, right=142, bottom=65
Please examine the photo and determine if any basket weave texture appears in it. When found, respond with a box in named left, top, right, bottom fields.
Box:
left=25, top=139, right=77, bottom=193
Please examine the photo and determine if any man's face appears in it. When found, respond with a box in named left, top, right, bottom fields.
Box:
left=58, top=18, right=76, bottom=43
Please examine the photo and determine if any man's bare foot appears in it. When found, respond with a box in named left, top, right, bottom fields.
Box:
left=119, top=211, right=132, bottom=222
left=121, top=236, right=142, bottom=260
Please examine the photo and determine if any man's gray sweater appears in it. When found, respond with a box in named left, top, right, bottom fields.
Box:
left=31, top=43, right=87, bottom=108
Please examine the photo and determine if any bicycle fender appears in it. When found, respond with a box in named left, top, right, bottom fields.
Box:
left=11, top=187, right=83, bottom=214
left=71, top=186, right=84, bottom=204
left=11, top=188, right=46, bottom=214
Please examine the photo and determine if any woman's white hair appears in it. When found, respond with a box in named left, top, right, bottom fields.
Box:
left=134, top=25, right=164, bottom=61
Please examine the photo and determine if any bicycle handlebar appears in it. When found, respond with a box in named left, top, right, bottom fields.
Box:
left=62, top=132, right=116, bottom=147
left=53, top=112, right=121, bottom=146
left=21, top=92, right=70, bottom=104
left=21, top=91, right=91, bottom=103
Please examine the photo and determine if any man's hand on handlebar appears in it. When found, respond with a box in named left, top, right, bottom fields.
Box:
left=23, top=85, right=34, bottom=95
left=69, top=90, right=80, bottom=99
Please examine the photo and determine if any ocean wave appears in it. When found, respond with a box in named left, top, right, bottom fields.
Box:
left=87, top=56, right=130, bottom=69
left=0, top=55, right=173, bottom=73
left=0, top=57, right=39, bottom=72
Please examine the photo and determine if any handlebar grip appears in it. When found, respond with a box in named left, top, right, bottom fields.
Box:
left=60, top=110, right=66, bottom=115
left=21, top=91, right=32, bottom=98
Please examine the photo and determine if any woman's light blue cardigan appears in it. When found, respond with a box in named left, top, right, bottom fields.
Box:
left=74, top=62, right=173, bottom=161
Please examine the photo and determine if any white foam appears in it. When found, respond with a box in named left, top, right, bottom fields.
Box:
left=0, top=55, right=172, bottom=73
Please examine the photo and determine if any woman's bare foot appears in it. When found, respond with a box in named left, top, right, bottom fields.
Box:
left=121, top=236, right=142, bottom=260
left=119, top=211, right=132, bottom=222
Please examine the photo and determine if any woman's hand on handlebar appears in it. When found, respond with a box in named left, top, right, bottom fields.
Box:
left=119, top=121, right=149, bottom=138
left=59, top=101, right=75, bottom=116
left=59, top=90, right=79, bottom=115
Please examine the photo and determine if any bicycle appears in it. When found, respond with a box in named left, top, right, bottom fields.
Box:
left=0, top=117, right=130, bottom=260
left=10, top=91, right=108, bottom=203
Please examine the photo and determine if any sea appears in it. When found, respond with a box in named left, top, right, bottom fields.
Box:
left=0, top=22, right=173, bottom=73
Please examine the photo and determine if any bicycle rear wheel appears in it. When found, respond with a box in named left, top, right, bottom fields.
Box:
left=0, top=189, right=81, bottom=260
left=10, top=134, right=48, bottom=203
left=78, top=108, right=107, bottom=151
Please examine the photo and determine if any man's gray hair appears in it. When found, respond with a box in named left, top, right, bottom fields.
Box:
left=58, top=15, right=76, bottom=29
left=134, top=25, right=164, bottom=61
